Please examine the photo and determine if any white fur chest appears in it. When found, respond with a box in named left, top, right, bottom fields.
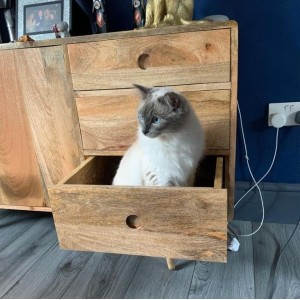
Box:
left=139, top=130, right=202, bottom=186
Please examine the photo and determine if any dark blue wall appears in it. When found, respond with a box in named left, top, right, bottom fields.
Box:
left=106, top=0, right=300, bottom=184
left=193, top=0, right=300, bottom=184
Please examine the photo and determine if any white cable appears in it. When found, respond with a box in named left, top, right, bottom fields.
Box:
left=234, top=123, right=279, bottom=208
left=236, top=102, right=264, bottom=237
left=235, top=102, right=280, bottom=237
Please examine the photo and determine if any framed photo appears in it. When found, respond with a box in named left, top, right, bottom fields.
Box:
left=16, top=0, right=71, bottom=40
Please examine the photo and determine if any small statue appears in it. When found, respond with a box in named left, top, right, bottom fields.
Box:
left=144, top=0, right=194, bottom=28
left=132, top=0, right=145, bottom=28
left=93, top=0, right=107, bottom=33
left=52, top=21, right=71, bottom=38
left=18, top=35, right=34, bottom=42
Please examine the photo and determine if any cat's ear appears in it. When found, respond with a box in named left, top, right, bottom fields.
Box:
left=164, top=92, right=181, bottom=110
left=133, top=84, right=151, bottom=98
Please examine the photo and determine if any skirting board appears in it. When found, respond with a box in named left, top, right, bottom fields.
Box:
left=234, top=181, right=300, bottom=224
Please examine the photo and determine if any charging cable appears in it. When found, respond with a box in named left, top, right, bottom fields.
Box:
left=234, top=102, right=280, bottom=237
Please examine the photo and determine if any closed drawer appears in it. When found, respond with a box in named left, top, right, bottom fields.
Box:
left=68, top=29, right=231, bottom=91
left=49, top=156, right=227, bottom=262
left=75, top=85, right=231, bottom=156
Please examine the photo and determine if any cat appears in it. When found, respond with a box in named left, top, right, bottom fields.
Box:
left=112, top=85, right=205, bottom=187
left=144, top=0, right=194, bottom=27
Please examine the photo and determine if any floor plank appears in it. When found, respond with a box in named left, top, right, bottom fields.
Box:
left=0, top=209, right=12, bottom=218
left=0, top=215, right=57, bottom=298
left=3, top=244, right=93, bottom=299
left=62, top=253, right=142, bottom=299
left=0, top=211, right=47, bottom=252
left=188, top=221, right=255, bottom=299
left=1, top=209, right=300, bottom=299
left=124, top=257, right=196, bottom=299
left=253, top=222, right=300, bottom=299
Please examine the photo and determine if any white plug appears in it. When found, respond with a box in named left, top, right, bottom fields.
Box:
left=228, top=237, right=240, bottom=252
left=270, top=113, right=286, bottom=128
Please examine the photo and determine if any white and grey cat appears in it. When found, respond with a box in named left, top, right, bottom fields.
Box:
left=113, top=85, right=205, bottom=187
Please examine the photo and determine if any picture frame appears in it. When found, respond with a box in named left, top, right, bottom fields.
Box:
left=16, top=0, right=71, bottom=40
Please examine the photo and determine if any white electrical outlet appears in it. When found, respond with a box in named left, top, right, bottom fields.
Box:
left=268, top=102, right=300, bottom=127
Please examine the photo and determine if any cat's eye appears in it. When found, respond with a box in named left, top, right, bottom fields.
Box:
left=152, top=117, right=161, bottom=124
left=138, top=114, right=144, bottom=121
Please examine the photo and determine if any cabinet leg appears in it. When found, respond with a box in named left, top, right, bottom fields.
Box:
left=166, top=258, right=176, bottom=270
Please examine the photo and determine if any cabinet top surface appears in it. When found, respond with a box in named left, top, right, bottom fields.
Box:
left=0, top=21, right=237, bottom=51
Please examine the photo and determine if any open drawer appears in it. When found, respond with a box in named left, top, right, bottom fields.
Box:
left=49, top=155, right=228, bottom=263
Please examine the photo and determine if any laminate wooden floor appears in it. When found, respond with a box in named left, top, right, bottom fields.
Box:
left=0, top=209, right=299, bottom=299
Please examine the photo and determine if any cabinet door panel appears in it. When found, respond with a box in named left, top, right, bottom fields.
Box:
left=0, top=51, right=45, bottom=207
left=14, top=46, right=84, bottom=187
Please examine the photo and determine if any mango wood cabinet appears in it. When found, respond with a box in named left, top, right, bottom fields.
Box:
left=0, top=22, right=238, bottom=263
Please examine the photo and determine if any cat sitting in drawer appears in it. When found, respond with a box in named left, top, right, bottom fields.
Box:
left=113, top=85, right=205, bottom=187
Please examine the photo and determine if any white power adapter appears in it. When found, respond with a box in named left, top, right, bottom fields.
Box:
left=228, top=237, right=240, bottom=252
left=270, top=113, right=286, bottom=128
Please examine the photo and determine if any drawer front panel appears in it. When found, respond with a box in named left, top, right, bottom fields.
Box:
left=68, top=29, right=230, bottom=90
left=76, top=87, right=230, bottom=155
left=50, top=185, right=227, bottom=262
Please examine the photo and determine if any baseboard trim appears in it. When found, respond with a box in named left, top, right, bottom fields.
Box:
left=234, top=181, right=300, bottom=224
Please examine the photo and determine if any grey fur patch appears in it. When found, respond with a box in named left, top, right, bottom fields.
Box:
left=144, top=171, right=158, bottom=185
left=167, top=178, right=177, bottom=186
left=137, top=88, right=190, bottom=138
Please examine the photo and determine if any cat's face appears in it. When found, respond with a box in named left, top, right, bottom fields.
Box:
left=134, top=84, right=189, bottom=138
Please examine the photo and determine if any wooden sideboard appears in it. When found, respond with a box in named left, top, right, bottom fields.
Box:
left=0, top=22, right=237, bottom=262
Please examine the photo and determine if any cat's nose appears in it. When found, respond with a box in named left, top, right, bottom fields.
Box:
left=142, top=129, right=149, bottom=135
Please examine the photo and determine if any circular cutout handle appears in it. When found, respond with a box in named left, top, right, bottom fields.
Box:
left=137, top=53, right=150, bottom=70
left=126, top=215, right=141, bottom=229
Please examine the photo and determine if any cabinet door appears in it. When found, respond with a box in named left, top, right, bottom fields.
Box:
left=13, top=46, right=84, bottom=187
left=0, top=50, right=46, bottom=207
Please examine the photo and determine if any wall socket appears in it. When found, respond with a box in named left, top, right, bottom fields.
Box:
left=268, top=102, right=300, bottom=127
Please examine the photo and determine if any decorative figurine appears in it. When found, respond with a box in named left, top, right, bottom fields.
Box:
left=52, top=21, right=71, bottom=38
left=132, top=0, right=145, bottom=28
left=143, top=0, right=215, bottom=28
left=144, top=0, right=194, bottom=27
left=18, top=35, right=34, bottom=42
left=143, top=0, right=224, bottom=28
left=93, top=0, right=107, bottom=33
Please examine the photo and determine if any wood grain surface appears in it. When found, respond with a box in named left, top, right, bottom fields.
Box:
left=76, top=87, right=230, bottom=155
left=214, top=157, right=224, bottom=189
left=0, top=50, right=45, bottom=207
left=2, top=212, right=299, bottom=299
left=68, top=29, right=230, bottom=90
left=62, top=254, right=142, bottom=299
left=0, top=210, right=43, bottom=252
left=0, top=216, right=56, bottom=297
left=0, top=22, right=237, bottom=51
left=14, top=46, right=84, bottom=186
left=74, top=82, right=231, bottom=97
left=189, top=221, right=255, bottom=299
left=227, top=22, right=238, bottom=220
left=124, top=257, right=196, bottom=299
left=61, top=156, right=120, bottom=185
left=253, top=222, right=300, bottom=299
left=0, top=205, right=52, bottom=212
left=50, top=184, right=227, bottom=262
left=3, top=244, right=93, bottom=299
